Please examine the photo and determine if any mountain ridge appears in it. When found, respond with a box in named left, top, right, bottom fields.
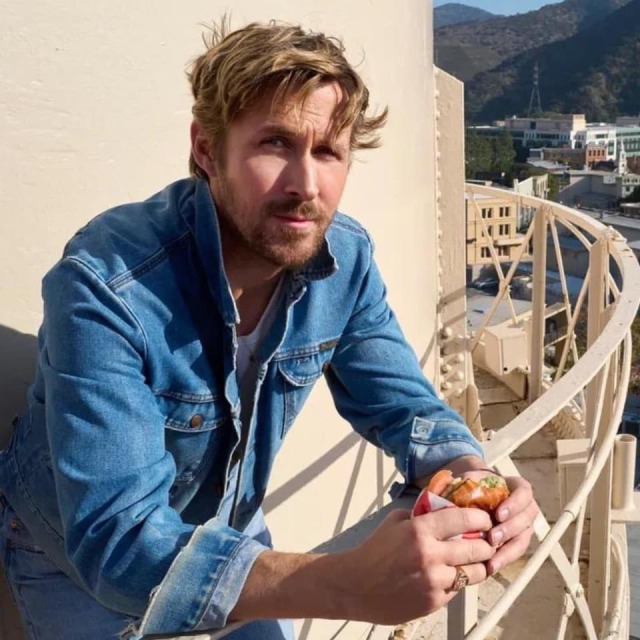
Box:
left=435, top=0, right=632, bottom=82
left=464, top=0, right=640, bottom=122
left=434, top=3, right=498, bottom=29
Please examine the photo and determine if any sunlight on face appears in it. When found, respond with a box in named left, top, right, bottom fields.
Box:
left=211, top=83, right=352, bottom=271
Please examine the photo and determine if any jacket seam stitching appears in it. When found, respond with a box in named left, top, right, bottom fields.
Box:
left=107, top=232, right=191, bottom=290
left=272, top=337, right=340, bottom=361
left=331, top=216, right=369, bottom=238
left=65, top=256, right=150, bottom=362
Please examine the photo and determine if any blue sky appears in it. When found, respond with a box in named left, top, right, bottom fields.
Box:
left=433, top=0, right=564, bottom=15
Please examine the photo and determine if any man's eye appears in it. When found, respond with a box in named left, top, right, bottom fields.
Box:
left=261, top=137, right=286, bottom=148
left=315, top=146, right=338, bottom=158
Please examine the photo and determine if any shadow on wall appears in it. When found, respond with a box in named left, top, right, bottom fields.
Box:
left=0, top=325, right=37, bottom=449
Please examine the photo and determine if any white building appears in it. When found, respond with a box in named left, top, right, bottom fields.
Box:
left=574, top=124, right=617, bottom=160
left=505, top=114, right=586, bottom=149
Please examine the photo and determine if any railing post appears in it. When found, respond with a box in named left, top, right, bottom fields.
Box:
left=448, top=587, right=479, bottom=639
left=585, top=237, right=612, bottom=636
left=529, top=206, right=547, bottom=402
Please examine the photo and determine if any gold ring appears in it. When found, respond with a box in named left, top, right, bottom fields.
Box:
left=451, top=565, right=470, bottom=592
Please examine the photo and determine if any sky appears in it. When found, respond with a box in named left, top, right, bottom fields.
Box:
left=433, top=0, right=564, bottom=15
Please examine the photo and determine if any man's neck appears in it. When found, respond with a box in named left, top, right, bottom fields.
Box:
left=232, top=276, right=282, bottom=337
left=222, top=240, right=283, bottom=337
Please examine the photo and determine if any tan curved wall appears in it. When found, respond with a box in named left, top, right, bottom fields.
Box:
left=1, top=2, right=438, bottom=638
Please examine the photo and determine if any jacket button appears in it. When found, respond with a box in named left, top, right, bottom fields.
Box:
left=189, top=414, right=203, bottom=428
left=9, top=519, right=20, bottom=531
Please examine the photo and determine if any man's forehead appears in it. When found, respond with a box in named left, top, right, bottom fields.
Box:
left=249, top=82, right=350, bottom=138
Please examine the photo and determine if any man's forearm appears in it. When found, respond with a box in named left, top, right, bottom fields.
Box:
left=229, top=550, right=351, bottom=623
left=229, top=505, right=498, bottom=628
left=229, top=454, right=490, bottom=625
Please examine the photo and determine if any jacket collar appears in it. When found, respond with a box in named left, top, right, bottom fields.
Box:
left=181, top=178, right=337, bottom=325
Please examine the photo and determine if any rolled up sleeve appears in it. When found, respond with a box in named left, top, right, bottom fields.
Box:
left=136, top=523, right=266, bottom=635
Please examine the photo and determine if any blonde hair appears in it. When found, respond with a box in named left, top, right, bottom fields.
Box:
left=187, top=19, right=388, bottom=177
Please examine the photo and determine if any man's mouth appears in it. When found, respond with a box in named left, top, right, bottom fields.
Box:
left=266, top=200, right=320, bottom=219
left=272, top=214, right=316, bottom=229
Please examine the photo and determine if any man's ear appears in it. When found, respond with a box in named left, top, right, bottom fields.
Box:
left=190, top=120, right=218, bottom=178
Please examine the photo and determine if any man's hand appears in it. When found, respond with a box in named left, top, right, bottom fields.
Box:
left=337, top=507, right=496, bottom=625
left=426, top=455, right=539, bottom=576
left=461, top=470, right=538, bottom=576
left=230, top=506, right=495, bottom=626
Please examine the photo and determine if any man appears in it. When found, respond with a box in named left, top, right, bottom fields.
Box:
left=0, top=20, right=537, bottom=640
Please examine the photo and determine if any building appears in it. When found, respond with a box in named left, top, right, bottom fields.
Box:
left=615, top=126, right=640, bottom=158
left=586, top=142, right=609, bottom=166
left=559, top=170, right=640, bottom=209
left=574, top=124, right=617, bottom=160
left=513, top=174, right=549, bottom=229
left=466, top=192, right=527, bottom=268
left=617, top=115, right=640, bottom=127
left=621, top=202, right=640, bottom=218
left=513, top=173, right=548, bottom=200
left=505, top=114, right=586, bottom=150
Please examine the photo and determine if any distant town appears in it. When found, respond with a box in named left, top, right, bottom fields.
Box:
left=467, top=112, right=640, bottom=258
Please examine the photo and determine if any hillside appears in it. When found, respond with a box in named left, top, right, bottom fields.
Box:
left=434, top=3, right=497, bottom=29
left=435, top=0, right=631, bottom=81
left=465, top=0, right=640, bottom=122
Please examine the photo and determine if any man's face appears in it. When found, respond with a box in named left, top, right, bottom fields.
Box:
left=209, top=82, right=352, bottom=271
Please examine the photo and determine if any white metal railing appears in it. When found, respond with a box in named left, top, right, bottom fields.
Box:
left=201, top=186, right=640, bottom=640
left=459, top=183, right=640, bottom=640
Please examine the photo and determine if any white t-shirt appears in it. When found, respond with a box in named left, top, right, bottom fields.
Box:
left=236, top=278, right=283, bottom=384
left=235, top=278, right=284, bottom=435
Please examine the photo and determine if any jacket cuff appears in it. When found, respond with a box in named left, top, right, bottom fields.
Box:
left=135, top=523, right=268, bottom=635
left=405, top=417, right=484, bottom=483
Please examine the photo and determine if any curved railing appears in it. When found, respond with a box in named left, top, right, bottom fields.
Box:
left=459, top=183, right=640, bottom=640
left=207, top=186, right=640, bottom=640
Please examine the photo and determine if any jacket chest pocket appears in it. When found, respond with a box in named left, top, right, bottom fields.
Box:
left=157, top=394, right=232, bottom=486
left=276, top=346, right=335, bottom=436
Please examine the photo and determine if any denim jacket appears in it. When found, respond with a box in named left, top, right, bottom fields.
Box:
left=0, top=177, right=483, bottom=636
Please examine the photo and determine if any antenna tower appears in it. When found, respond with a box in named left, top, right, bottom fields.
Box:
left=527, top=62, right=543, bottom=117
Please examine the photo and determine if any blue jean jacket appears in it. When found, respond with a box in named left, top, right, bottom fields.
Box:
left=0, top=177, right=482, bottom=636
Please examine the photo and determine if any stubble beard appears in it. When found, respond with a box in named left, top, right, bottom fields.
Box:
left=215, top=176, right=331, bottom=271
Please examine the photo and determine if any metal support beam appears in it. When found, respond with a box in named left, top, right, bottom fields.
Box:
left=585, top=237, right=612, bottom=637
left=529, top=206, right=548, bottom=402
left=448, top=586, right=478, bottom=639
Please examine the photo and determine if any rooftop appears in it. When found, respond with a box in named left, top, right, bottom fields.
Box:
left=527, top=160, right=570, bottom=172
left=584, top=212, right=640, bottom=231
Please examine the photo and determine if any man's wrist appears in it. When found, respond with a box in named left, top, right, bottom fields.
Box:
left=441, top=455, right=487, bottom=476
left=414, top=455, right=488, bottom=488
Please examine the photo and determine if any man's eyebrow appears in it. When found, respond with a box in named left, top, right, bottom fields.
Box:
left=257, top=123, right=346, bottom=150
left=257, top=123, right=298, bottom=137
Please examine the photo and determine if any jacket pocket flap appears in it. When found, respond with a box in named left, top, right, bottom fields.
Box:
left=277, top=352, right=331, bottom=386
left=156, top=393, right=227, bottom=432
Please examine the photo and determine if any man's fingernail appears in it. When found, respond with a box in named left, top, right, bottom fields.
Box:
left=498, top=507, right=509, bottom=521
left=491, top=530, right=504, bottom=545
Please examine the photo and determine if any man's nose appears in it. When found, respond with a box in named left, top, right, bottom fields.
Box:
left=284, top=155, right=319, bottom=202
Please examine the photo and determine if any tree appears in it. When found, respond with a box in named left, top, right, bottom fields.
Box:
left=622, top=185, right=640, bottom=203
left=465, top=130, right=493, bottom=179
left=491, top=131, right=516, bottom=175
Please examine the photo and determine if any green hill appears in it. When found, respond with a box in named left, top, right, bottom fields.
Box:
left=465, top=0, right=640, bottom=122
left=435, top=0, right=631, bottom=82
left=434, top=3, right=498, bottom=29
